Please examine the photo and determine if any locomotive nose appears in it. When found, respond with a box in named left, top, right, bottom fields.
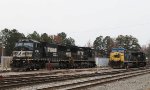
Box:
left=113, top=52, right=120, bottom=58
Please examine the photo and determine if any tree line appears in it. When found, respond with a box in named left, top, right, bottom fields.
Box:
left=0, top=28, right=149, bottom=59
left=0, top=28, right=75, bottom=55
left=93, top=35, right=141, bottom=57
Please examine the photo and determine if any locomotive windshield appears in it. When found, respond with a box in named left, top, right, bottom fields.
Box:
left=15, top=42, right=34, bottom=50
left=15, top=42, right=33, bottom=47
left=112, top=48, right=125, bottom=53
left=118, top=49, right=124, bottom=53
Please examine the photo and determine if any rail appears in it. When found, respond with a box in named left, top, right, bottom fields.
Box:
left=0, top=68, right=148, bottom=89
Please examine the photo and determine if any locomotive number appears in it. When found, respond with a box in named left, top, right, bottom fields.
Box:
left=47, top=48, right=57, bottom=52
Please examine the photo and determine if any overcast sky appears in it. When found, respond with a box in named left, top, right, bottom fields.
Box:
left=0, top=0, right=150, bottom=46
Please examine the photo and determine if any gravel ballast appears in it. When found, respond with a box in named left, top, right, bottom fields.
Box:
left=89, top=74, right=150, bottom=90
left=0, top=67, right=109, bottom=77
left=8, top=71, right=150, bottom=90
left=2, top=68, right=150, bottom=90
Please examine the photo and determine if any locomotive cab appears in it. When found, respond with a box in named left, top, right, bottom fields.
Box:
left=11, top=39, right=43, bottom=71
left=109, top=48, right=125, bottom=68
left=13, top=39, right=42, bottom=58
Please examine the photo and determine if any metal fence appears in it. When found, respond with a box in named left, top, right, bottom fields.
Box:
left=95, top=57, right=109, bottom=67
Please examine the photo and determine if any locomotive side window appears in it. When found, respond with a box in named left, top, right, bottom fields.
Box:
left=35, top=43, right=41, bottom=48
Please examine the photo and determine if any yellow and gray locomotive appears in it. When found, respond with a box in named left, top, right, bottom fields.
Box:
left=109, top=48, right=146, bottom=68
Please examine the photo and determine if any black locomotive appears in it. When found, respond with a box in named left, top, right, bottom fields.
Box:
left=11, top=39, right=96, bottom=71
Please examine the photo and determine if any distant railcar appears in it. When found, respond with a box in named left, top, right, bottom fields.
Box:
left=10, top=39, right=96, bottom=71
left=109, top=48, right=146, bottom=68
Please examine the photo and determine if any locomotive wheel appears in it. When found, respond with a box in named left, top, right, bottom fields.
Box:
left=120, top=63, right=124, bottom=69
left=26, top=68, right=30, bottom=71
left=31, top=68, right=34, bottom=70
left=125, top=64, right=129, bottom=69
left=36, top=68, right=39, bottom=70
left=59, top=62, right=64, bottom=69
left=36, top=66, right=40, bottom=70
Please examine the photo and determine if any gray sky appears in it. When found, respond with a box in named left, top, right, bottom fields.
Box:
left=0, top=0, right=150, bottom=46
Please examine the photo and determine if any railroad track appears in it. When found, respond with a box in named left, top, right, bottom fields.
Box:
left=38, top=68, right=150, bottom=90
left=0, top=68, right=148, bottom=90
left=0, top=69, right=125, bottom=89
left=0, top=67, right=108, bottom=78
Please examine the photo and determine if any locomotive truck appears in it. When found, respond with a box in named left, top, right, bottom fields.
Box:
left=10, top=39, right=96, bottom=71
